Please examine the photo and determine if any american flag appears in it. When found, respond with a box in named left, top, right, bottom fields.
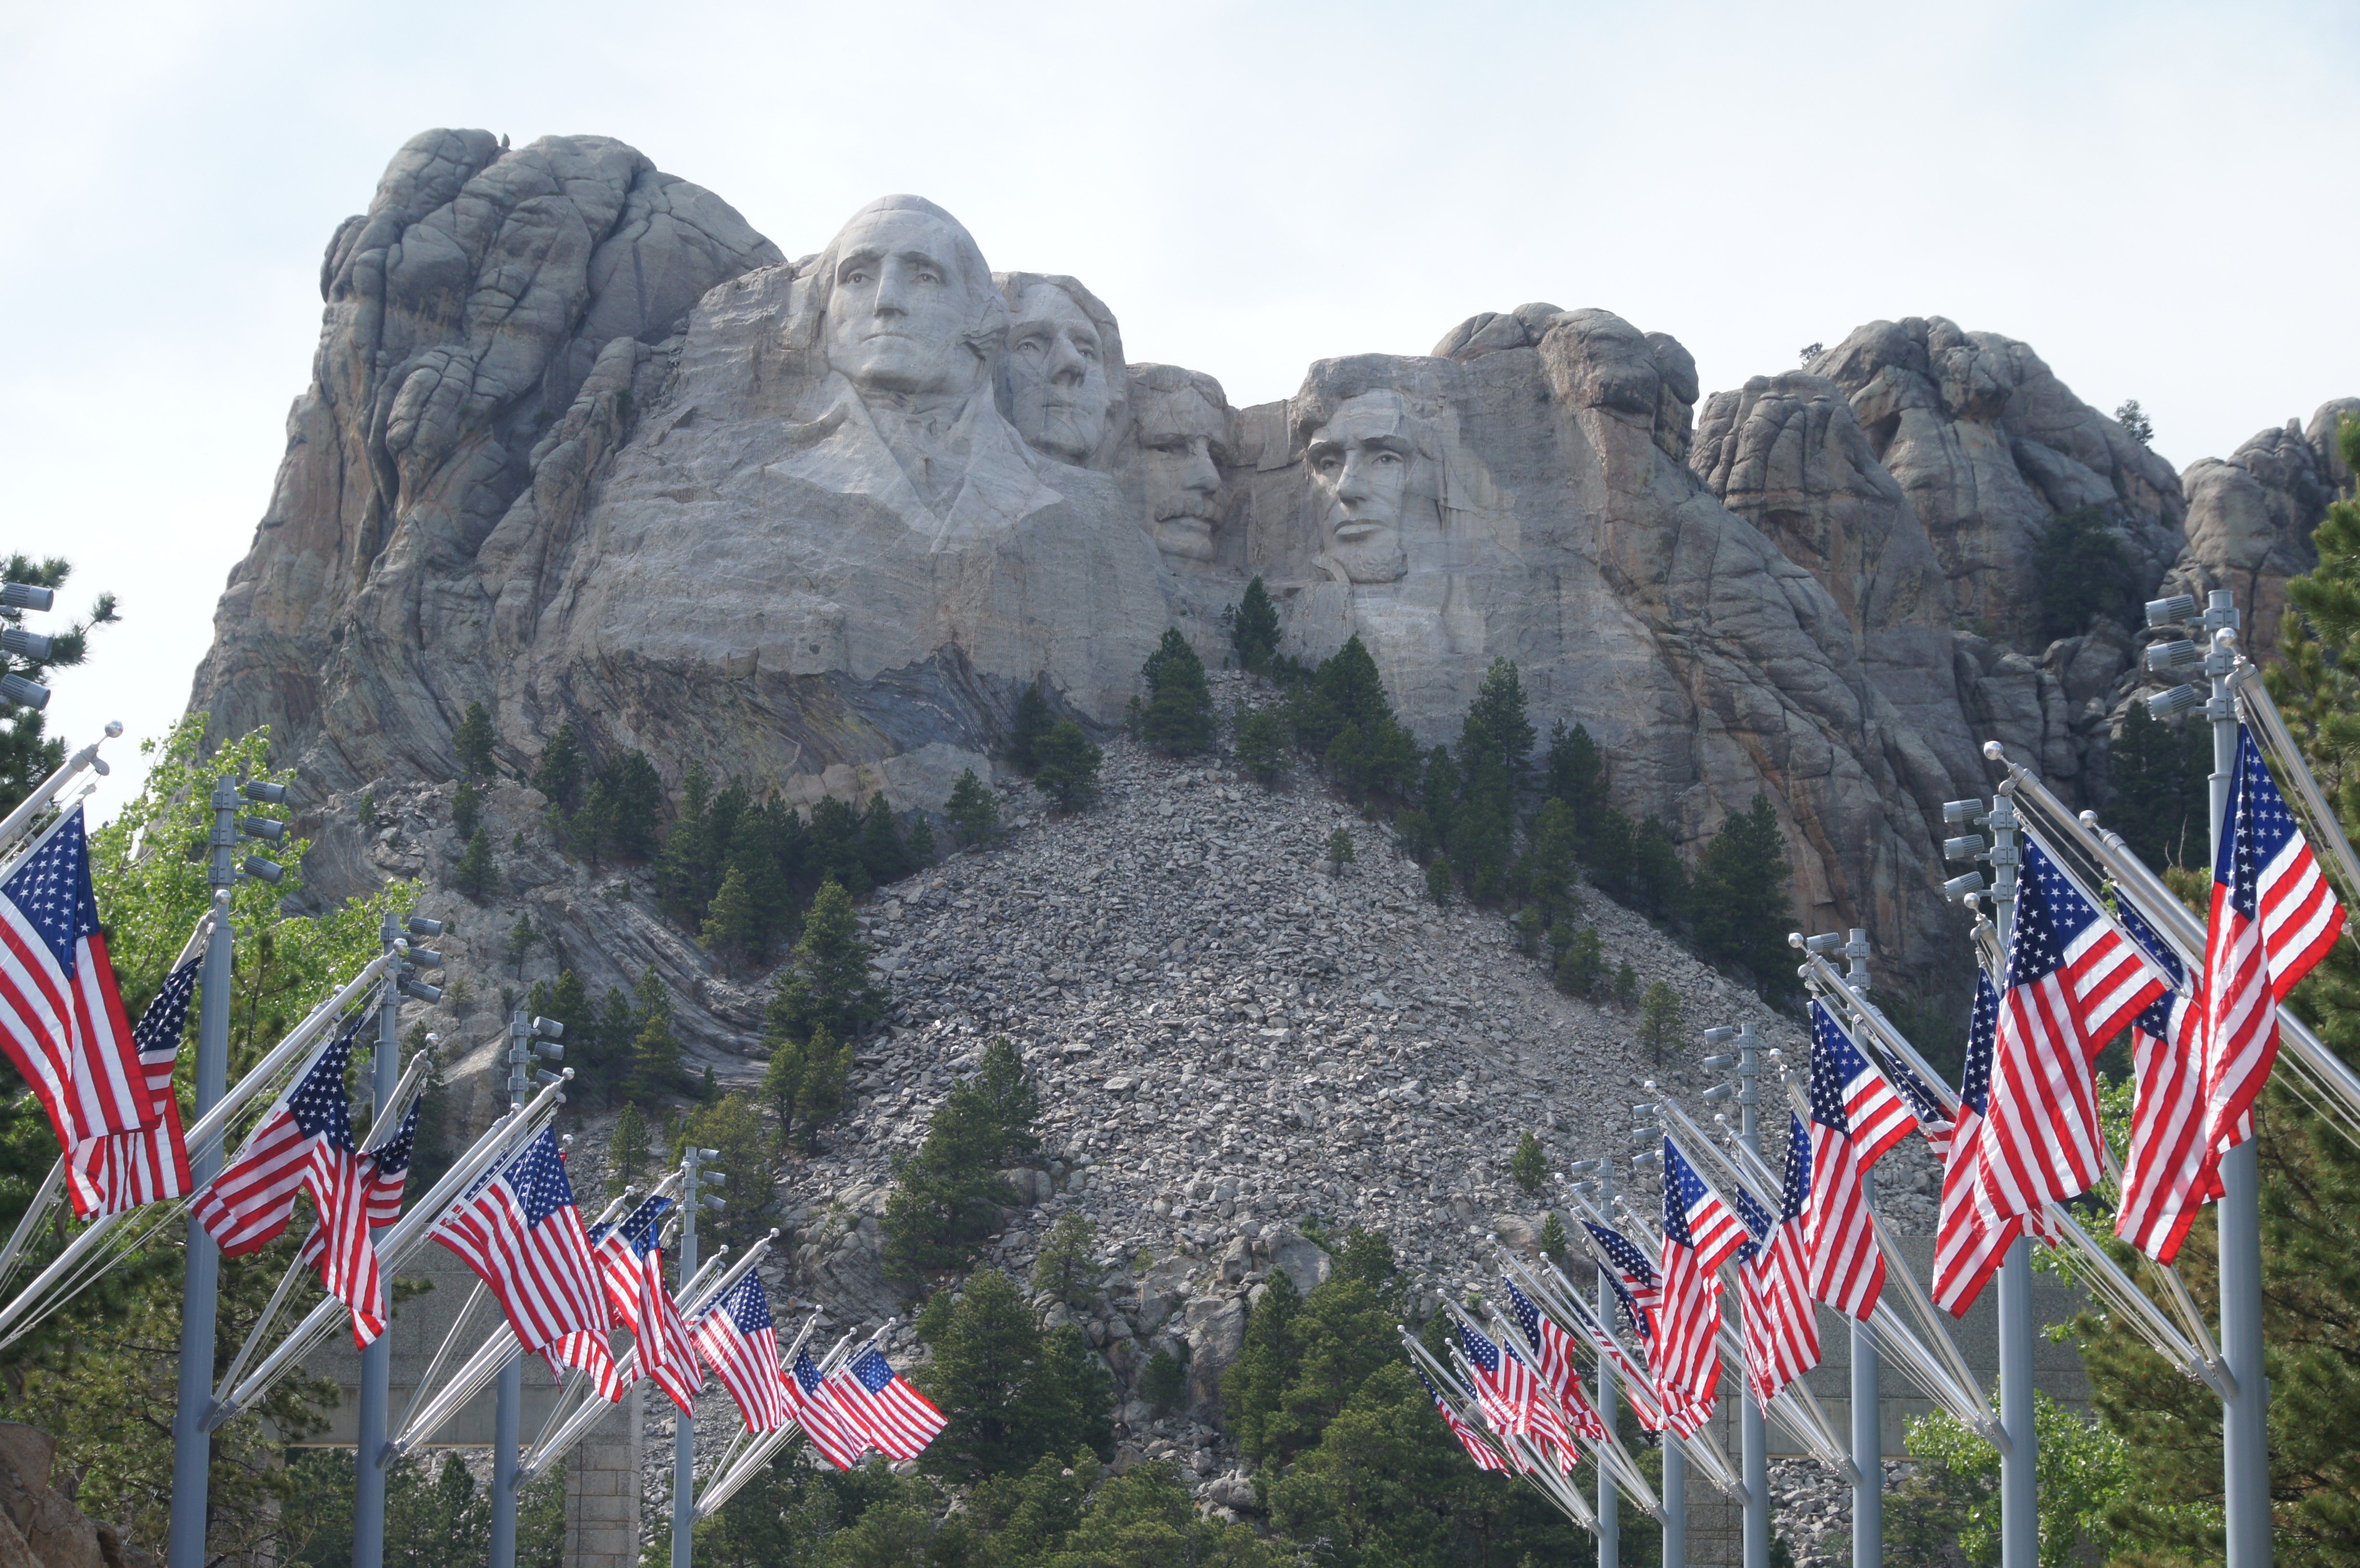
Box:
left=2114, top=901, right=2220, bottom=1264
left=194, top=1014, right=363, bottom=1258
left=0, top=808, right=149, bottom=1183
left=587, top=1196, right=700, bottom=1413
left=1654, top=1141, right=1724, bottom=1434
left=72, top=956, right=197, bottom=1217
left=1972, top=836, right=2167, bottom=1229
left=1584, top=1221, right=1658, bottom=1341
left=1741, top=1114, right=1821, bottom=1409
left=1805, top=1003, right=1903, bottom=1319
left=2203, top=727, right=2345, bottom=1156
left=691, top=1274, right=789, bottom=1433
left=435, top=1128, right=621, bottom=1397
left=828, top=1347, right=946, bottom=1460
left=1665, top=1135, right=1745, bottom=1275
left=788, top=1348, right=869, bottom=1469
left=296, top=1101, right=418, bottom=1345
left=1417, top=1366, right=1508, bottom=1472
left=1500, top=1276, right=1609, bottom=1442
left=1935, top=973, right=2018, bottom=1315
left=1457, top=1320, right=1574, bottom=1467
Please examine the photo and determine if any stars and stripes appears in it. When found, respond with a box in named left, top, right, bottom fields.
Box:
left=72, top=956, right=196, bottom=1217
left=1457, top=1321, right=1573, bottom=1466
left=2202, top=727, right=2345, bottom=1156
left=827, top=1348, right=946, bottom=1460
left=301, top=1101, right=420, bottom=1268
left=1936, top=973, right=2018, bottom=1315
left=691, top=1274, right=788, bottom=1433
left=2113, top=901, right=2220, bottom=1264
left=435, top=1128, right=620, bottom=1397
left=1742, top=1114, right=1821, bottom=1409
left=194, top=1014, right=363, bottom=1257
left=587, top=1195, right=700, bottom=1412
left=1418, top=1366, right=1508, bottom=1472
left=1500, top=1277, right=1608, bottom=1442
left=1665, top=1136, right=1745, bottom=1275
left=1584, top=1221, right=1658, bottom=1342
left=0, top=808, right=149, bottom=1191
left=1972, top=836, right=2167, bottom=1230
left=1653, top=1141, right=1724, bottom=1434
left=1805, top=1003, right=1901, bottom=1319
left=787, top=1348, right=868, bottom=1469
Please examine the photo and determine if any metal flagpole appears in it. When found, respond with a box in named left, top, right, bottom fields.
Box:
left=1596, top=1161, right=1620, bottom=1568
left=165, top=778, right=237, bottom=1568
left=2202, top=593, right=2272, bottom=1568
left=1983, top=786, right=2037, bottom=1568
left=1733, top=1023, right=1769, bottom=1568
left=491, top=1010, right=532, bottom=1568
left=672, top=1144, right=712, bottom=1568
left=1662, top=1432, right=1686, bottom=1568
left=1836, top=932, right=1881, bottom=1568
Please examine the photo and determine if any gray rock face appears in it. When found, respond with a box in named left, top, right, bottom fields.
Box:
left=2164, top=398, right=2360, bottom=659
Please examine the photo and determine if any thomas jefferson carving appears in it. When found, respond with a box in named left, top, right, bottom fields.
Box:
left=996, top=273, right=1125, bottom=469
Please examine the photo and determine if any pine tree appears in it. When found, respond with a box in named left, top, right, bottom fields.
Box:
left=623, top=969, right=682, bottom=1101
left=910, top=1270, right=1114, bottom=1478
left=1588, top=804, right=1635, bottom=896
left=1523, top=797, right=1582, bottom=927
left=765, top=878, right=885, bottom=1044
left=1421, top=745, right=1460, bottom=848
left=883, top=1042, right=1042, bottom=1284
left=1314, top=635, right=1393, bottom=736
left=860, top=793, right=908, bottom=885
left=1326, top=825, right=1355, bottom=875
left=1691, top=793, right=1794, bottom=992
left=1458, top=657, right=1536, bottom=789
left=700, top=865, right=759, bottom=973
left=1554, top=927, right=1605, bottom=997
left=1543, top=721, right=1608, bottom=856
left=453, top=700, right=496, bottom=778
left=609, top=1102, right=650, bottom=1186
left=1613, top=960, right=1639, bottom=1007
left=1630, top=813, right=1689, bottom=921
left=945, top=768, right=1001, bottom=845
left=1229, top=576, right=1282, bottom=672
left=654, top=762, right=716, bottom=922
left=1031, top=1211, right=1099, bottom=1304
left=1425, top=857, right=1452, bottom=906
left=1325, top=720, right=1368, bottom=797
left=1031, top=721, right=1102, bottom=813
left=1009, top=679, right=1054, bottom=773
left=2106, top=702, right=2213, bottom=869
left=1141, top=628, right=1215, bottom=755
left=531, top=722, right=586, bottom=811
left=1511, top=1130, right=1548, bottom=1196
left=1638, top=981, right=1683, bottom=1064
left=1539, top=1210, right=1569, bottom=1266
left=905, top=813, right=936, bottom=867
left=1233, top=703, right=1291, bottom=788
left=570, top=777, right=618, bottom=865
left=806, top=794, right=869, bottom=896
left=455, top=828, right=498, bottom=900
left=452, top=777, right=482, bottom=840
left=503, top=912, right=538, bottom=977
left=602, top=750, right=664, bottom=860
left=1364, top=716, right=1423, bottom=800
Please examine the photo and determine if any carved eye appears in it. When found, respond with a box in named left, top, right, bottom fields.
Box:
left=1015, top=335, right=1047, bottom=358
left=1314, top=455, right=1341, bottom=477
left=843, top=266, right=871, bottom=284
left=1374, top=452, right=1403, bottom=467
left=915, top=268, right=941, bottom=285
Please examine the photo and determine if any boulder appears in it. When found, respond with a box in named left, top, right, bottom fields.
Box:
left=1265, top=1228, right=1331, bottom=1296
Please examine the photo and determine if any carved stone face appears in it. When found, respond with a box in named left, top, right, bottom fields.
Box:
left=1004, top=284, right=1109, bottom=463
left=823, top=207, right=982, bottom=400
left=1135, top=385, right=1227, bottom=562
left=1306, top=391, right=1414, bottom=583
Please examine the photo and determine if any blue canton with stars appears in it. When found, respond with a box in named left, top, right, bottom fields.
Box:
left=1584, top=1221, right=1655, bottom=1339
left=1501, top=1276, right=1549, bottom=1353
left=133, top=960, right=199, bottom=1061
left=590, top=1193, right=672, bottom=1257
left=1456, top=1321, right=1503, bottom=1377
left=287, top=1017, right=360, bottom=1149
left=369, top=1103, right=419, bottom=1179
left=848, top=1348, right=901, bottom=1394
left=1961, top=971, right=2001, bottom=1116
left=1808, top=1003, right=1868, bottom=1136
left=1662, top=1139, right=1710, bottom=1248
left=1730, top=1177, right=1772, bottom=1265
left=792, top=1348, right=831, bottom=1396
left=2116, top=897, right=2185, bottom=1040
left=1886, top=1054, right=1949, bottom=1129
left=2218, top=728, right=2303, bottom=919
left=1779, top=1113, right=1813, bottom=1225
left=712, top=1272, right=773, bottom=1335
left=4, top=807, right=100, bottom=973
left=502, top=1129, right=580, bottom=1229
left=2002, top=838, right=2101, bottom=995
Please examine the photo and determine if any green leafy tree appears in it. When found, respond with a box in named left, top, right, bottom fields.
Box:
left=767, top=879, right=886, bottom=1045
left=1638, top=980, right=1683, bottom=1064
left=1228, top=575, right=1282, bottom=672
left=1009, top=679, right=1054, bottom=773
left=1141, top=628, right=1215, bottom=755
left=1690, top=793, right=1794, bottom=993
left=1032, top=721, right=1103, bottom=814
left=1892, top=1394, right=2131, bottom=1568
left=912, top=1269, right=1114, bottom=1478
left=1233, top=702, right=1290, bottom=788
left=530, top=720, right=586, bottom=811
left=453, top=699, right=496, bottom=779
left=2032, top=504, right=2136, bottom=642
left=669, top=1091, right=777, bottom=1249
left=1510, top=1130, right=1548, bottom=1196
left=1031, top=1211, right=1099, bottom=1304
left=945, top=768, right=1001, bottom=845
left=454, top=826, right=498, bottom=900
left=609, top=1102, right=651, bottom=1188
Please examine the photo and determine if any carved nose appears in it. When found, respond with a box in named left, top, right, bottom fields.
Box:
left=1049, top=337, right=1087, bottom=386
left=1183, top=443, right=1220, bottom=493
left=872, top=263, right=909, bottom=316
left=1335, top=455, right=1371, bottom=504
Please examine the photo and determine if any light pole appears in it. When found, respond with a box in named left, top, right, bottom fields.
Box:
left=1705, top=1023, right=1770, bottom=1568
left=167, top=775, right=288, bottom=1568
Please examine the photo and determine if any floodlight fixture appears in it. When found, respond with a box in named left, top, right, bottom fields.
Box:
left=0, top=676, right=50, bottom=711
left=0, top=628, right=52, bottom=662
left=0, top=584, right=54, bottom=612
left=2147, top=685, right=2203, bottom=721
left=1942, top=873, right=1985, bottom=898
left=238, top=816, right=285, bottom=842
left=2145, top=594, right=2199, bottom=627
left=406, top=915, right=443, bottom=938
left=1942, top=799, right=1983, bottom=823
left=1942, top=834, right=1985, bottom=862
left=2144, top=639, right=2202, bottom=673
left=242, top=780, right=288, bottom=806
left=242, top=856, right=284, bottom=884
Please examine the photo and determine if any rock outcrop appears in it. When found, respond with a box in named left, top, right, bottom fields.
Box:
left=0, top=1423, right=150, bottom=1568
left=2164, top=398, right=2360, bottom=659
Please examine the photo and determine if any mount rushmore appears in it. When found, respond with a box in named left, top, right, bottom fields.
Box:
left=188, top=128, right=2357, bottom=996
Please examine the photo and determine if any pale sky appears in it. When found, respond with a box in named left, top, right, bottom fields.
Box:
left=4, top=0, right=2355, bottom=815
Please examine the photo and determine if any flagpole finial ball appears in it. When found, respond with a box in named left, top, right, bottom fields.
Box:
left=1787, top=931, right=1806, bottom=948
left=213, top=889, right=231, bottom=907
left=104, top=721, right=122, bottom=737
left=1982, top=740, right=2006, bottom=761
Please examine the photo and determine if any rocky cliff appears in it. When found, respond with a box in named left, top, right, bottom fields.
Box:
left=189, top=128, right=2351, bottom=1004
